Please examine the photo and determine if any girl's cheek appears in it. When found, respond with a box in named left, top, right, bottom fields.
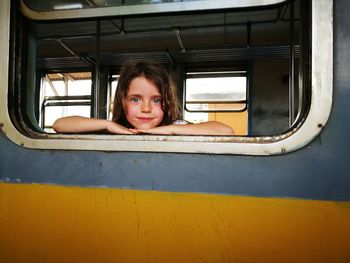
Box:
left=156, top=106, right=165, bottom=119
left=155, top=105, right=164, bottom=114
left=154, top=103, right=163, bottom=110
left=124, top=102, right=138, bottom=115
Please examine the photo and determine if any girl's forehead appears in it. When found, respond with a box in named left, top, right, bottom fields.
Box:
left=127, top=76, right=162, bottom=94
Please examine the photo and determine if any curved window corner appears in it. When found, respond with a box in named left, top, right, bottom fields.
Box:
left=0, top=0, right=333, bottom=155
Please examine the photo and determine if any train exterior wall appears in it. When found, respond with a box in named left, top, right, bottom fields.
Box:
left=1, top=0, right=350, bottom=262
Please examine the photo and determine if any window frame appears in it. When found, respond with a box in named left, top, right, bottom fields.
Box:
left=20, top=0, right=290, bottom=20
left=0, top=0, right=333, bottom=155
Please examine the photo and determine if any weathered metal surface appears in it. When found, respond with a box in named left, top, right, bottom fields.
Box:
left=1, top=183, right=350, bottom=263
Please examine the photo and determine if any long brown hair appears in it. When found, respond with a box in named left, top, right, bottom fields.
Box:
left=112, top=60, right=181, bottom=128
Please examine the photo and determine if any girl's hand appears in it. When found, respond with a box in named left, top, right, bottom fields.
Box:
left=136, top=122, right=234, bottom=135
left=106, top=121, right=138, bottom=134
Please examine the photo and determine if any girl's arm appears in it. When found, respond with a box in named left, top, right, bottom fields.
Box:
left=136, top=121, right=234, bottom=135
left=53, top=116, right=135, bottom=134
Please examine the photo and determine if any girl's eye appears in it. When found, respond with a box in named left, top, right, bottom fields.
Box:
left=130, top=97, right=139, bottom=103
left=153, top=98, right=161, bottom=104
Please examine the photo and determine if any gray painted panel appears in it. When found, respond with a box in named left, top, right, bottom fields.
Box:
left=0, top=115, right=348, bottom=200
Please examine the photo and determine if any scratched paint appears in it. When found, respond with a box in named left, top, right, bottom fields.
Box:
left=1, top=183, right=349, bottom=263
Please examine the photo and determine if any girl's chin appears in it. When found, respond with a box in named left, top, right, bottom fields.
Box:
left=132, top=123, right=159, bottom=130
left=127, top=118, right=162, bottom=130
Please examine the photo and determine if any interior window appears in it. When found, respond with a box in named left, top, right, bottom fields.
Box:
left=184, top=70, right=248, bottom=135
left=39, top=72, right=92, bottom=132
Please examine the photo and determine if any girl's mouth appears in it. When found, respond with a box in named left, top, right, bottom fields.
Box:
left=137, top=117, right=154, bottom=122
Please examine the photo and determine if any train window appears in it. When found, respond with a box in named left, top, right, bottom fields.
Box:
left=0, top=0, right=333, bottom=155
left=185, top=71, right=247, bottom=112
left=39, top=72, right=92, bottom=132
left=184, top=70, right=248, bottom=135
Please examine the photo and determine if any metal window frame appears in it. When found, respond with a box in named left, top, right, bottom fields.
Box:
left=20, top=0, right=289, bottom=20
left=0, top=0, right=333, bottom=155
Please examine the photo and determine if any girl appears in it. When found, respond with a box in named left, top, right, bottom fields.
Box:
left=53, top=61, right=234, bottom=135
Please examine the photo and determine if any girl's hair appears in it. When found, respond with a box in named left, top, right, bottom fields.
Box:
left=112, top=60, right=182, bottom=128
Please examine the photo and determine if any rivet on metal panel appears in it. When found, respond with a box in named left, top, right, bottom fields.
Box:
left=281, top=148, right=287, bottom=153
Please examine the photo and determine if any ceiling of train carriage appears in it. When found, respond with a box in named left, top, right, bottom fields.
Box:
left=29, top=0, right=299, bottom=65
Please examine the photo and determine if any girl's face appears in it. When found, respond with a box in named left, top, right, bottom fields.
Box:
left=123, top=76, right=164, bottom=129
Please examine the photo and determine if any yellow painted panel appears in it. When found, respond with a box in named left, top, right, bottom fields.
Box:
left=1, top=183, right=350, bottom=263
left=208, top=111, right=248, bottom=135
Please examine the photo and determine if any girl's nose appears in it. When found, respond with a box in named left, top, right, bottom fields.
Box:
left=141, top=101, right=151, bottom=112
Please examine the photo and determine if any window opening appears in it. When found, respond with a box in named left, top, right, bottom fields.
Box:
left=22, top=0, right=302, bottom=137
left=3, top=0, right=322, bottom=155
